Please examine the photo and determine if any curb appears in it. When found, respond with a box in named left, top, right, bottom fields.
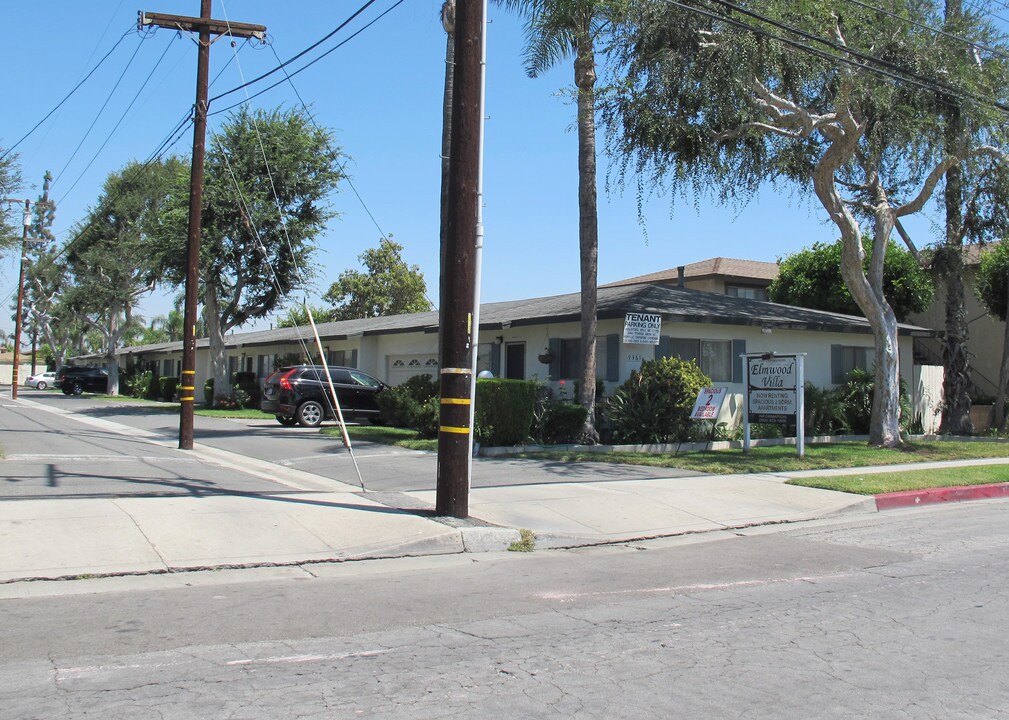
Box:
left=875, top=482, right=1009, bottom=511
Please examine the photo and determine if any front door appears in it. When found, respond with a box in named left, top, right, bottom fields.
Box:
left=505, top=342, right=525, bottom=380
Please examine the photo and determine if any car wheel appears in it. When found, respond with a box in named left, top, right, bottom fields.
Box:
left=276, top=414, right=298, bottom=427
left=71, top=383, right=83, bottom=396
left=62, top=388, right=71, bottom=395
left=296, top=400, right=324, bottom=428
left=35, top=381, right=46, bottom=391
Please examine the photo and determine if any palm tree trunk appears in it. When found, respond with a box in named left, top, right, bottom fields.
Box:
left=575, top=25, right=599, bottom=444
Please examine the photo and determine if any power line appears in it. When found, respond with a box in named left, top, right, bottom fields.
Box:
left=51, top=34, right=147, bottom=191
left=57, top=34, right=179, bottom=207
left=1, top=29, right=134, bottom=163
left=208, top=0, right=381, bottom=105
left=207, top=0, right=408, bottom=117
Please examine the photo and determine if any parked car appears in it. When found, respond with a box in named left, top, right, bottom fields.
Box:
left=261, top=365, right=386, bottom=427
left=55, top=365, right=109, bottom=395
left=25, top=371, right=57, bottom=390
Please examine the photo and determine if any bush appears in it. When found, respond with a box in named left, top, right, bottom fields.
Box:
left=399, top=373, right=438, bottom=404
left=376, top=386, right=422, bottom=428
left=128, top=370, right=154, bottom=399
left=835, top=368, right=911, bottom=434
left=204, top=379, right=214, bottom=406
left=605, top=357, right=711, bottom=444
left=159, top=376, right=180, bottom=402
left=232, top=371, right=261, bottom=409
left=474, top=379, right=538, bottom=446
left=540, top=402, right=588, bottom=445
left=415, top=397, right=440, bottom=439
left=804, top=383, right=849, bottom=436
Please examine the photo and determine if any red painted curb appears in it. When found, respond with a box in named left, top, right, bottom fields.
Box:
left=875, top=482, right=1009, bottom=511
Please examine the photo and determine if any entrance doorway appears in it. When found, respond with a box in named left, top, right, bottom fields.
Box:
left=505, top=342, right=525, bottom=380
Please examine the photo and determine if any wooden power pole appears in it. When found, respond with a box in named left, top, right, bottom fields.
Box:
left=436, top=0, right=484, bottom=518
left=139, top=3, right=265, bottom=450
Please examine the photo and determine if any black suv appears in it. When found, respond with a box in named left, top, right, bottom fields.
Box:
left=261, top=365, right=387, bottom=427
left=55, top=365, right=109, bottom=395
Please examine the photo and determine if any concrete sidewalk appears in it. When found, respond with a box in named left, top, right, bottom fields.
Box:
left=1, top=394, right=1001, bottom=584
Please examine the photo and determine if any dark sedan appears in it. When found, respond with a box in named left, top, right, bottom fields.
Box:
left=261, top=365, right=386, bottom=427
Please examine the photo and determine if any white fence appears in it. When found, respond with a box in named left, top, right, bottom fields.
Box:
left=0, top=363, right=41, bottom=385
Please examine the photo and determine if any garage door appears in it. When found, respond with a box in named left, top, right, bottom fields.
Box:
left=387, top=354, right=439, bottom=387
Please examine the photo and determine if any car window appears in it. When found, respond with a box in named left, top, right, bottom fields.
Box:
left=349, top=371, right=382, bottom=388
left=329, top=369, right=353, bottom=384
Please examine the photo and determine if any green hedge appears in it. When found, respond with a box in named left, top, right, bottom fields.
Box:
left=541, top=402, right=588, bottom=445
left=159, top=376, right=180, bottom=401
left=475, top=378, right=538, bottom=446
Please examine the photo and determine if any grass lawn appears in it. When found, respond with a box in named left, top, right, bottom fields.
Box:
left=196, top=408, right=274, bottom=420
left=504, top=441, right=1009, bottom=475
left=788, top=464, right=1009, bottom=495
left=323, top=425, right=438, bottom=451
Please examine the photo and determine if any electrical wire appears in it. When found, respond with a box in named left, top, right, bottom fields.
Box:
left=51, top=35, right=146, bottom=191
left=57, top=34, right=179, bottom=207
left=208, top=0, right=381, bottom=105
left=1, top=29, right=135, bottom=163
left=208, top=0, right=408, bottom=118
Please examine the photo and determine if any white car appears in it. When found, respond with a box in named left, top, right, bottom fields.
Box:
left=25, top=371, right=57, bottom=390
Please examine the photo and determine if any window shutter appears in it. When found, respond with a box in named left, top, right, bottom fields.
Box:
left=350, top=349, right=358, bottom=369
left=731, top=339, right=746, bottom=383
left=606, top=334, right=620, bottom=382
left=490, top=343, right=501, bottom=376
left=657, top=335, right=672, bottom=360
left=831, top=345, right=843, bottom=384
left=548, top=338, right=561, bottom=380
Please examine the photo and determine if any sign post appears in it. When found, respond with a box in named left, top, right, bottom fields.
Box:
left=743, top=353, right=806, bottom=457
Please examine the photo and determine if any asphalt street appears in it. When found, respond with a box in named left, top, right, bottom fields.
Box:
left=3, top=501, right=1008, bottom=718
left=12, top=390, right=697, bottom=492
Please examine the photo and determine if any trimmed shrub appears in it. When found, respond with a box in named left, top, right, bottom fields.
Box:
left=605, top=357, right=711, bottom=444
left=204, top=379, right=214, bottom=406
left=474, top=378, right=538, bottom=446
left=232, top=371, right=261, bottom=409
left=415, top=397, right=440, bottom=439
left=541, top=403, right=588, bottom=445
left=376, top=386, right=422, bottom=428
left=399, top=373, right=439, bottom=404
left=159, top=376, right=180, bottom=402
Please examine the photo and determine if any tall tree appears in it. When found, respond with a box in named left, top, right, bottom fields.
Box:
left=975, top=242, right=1009, bottom=430
left=501, top=0, right=624, bottom=443
left=22, top=250, right=82, bottom=369
left=769, top=238, right=934, bottom=322
left=0, top=144, right=23, bottom=253
left=324, top=238, right=432, bottom=320
left=604, top=0, right=1008, bottom=446
left=67, top=158, right=182, bottom=393
left=153, top=106, right=344, bottom=401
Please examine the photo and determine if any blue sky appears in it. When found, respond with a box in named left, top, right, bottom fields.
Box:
left=0, top=0, right=945, bottom=333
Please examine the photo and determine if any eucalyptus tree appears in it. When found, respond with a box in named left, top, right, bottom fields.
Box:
left=603, top=0, right=1008, bottom=446
left=500, top=0, right=626, bottom=442
left=153, top=107, right=344, bottom=402
left=67, top=157, right=182, bottom=393
left=23, top=249, right=84, bottom=369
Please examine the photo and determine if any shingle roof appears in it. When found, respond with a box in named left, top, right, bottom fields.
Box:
left=602, top=257, right=780, bottom=288
left=111, top=283, right=936, bottom=358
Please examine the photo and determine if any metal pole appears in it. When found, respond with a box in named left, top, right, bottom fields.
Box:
left=796, top=354, right=805, bottom=458
left=179, top=0, right=213, bottom=450
left=436, top=0, right=484, bottom=518
left=10, top=200, right=29, bottom=400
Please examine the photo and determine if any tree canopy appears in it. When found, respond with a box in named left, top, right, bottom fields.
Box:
left=976, top=242, right=1009, bottom=322
left=0, top=145, right=23, bottom=253
left=769, top=238, right=934, bottom=321
left=324, top=238, right=432, bottom=320
left=153, top=106, right=345, bottom=400
left=601, top=0, right=1009, bottom=446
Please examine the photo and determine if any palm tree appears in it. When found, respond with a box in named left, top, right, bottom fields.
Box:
left=501, top=0, right=619, bottom=443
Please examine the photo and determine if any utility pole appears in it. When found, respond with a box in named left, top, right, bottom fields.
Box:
left=4, top=178, right=52, bottom=400
left=139, top=3, right=265, bottom=450
left=436, top=0, right=485, bottom=518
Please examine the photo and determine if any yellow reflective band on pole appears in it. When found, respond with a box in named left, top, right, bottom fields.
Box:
left=440, top=397, right=471, bottom=405
left=180, top=386, right=195, bottom=391
left=180, top=397, right=194, bottom=402
left=439, top=425, right=470, bottom=434
left=181, top=370, right=195, bottom=374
